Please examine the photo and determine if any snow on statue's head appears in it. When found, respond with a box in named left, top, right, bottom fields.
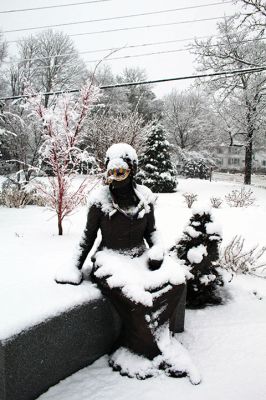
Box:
left=105, top=143, right=138, bottom=184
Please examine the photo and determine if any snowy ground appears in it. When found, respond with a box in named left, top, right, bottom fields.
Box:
left=1, top=175, right=266, bottom=399
left=212, top=171, right=266, bottom=188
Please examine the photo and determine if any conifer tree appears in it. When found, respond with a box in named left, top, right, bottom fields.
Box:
left=176, top=206, right=224, bottom=308
left=137, top=122, right=177, bottom=193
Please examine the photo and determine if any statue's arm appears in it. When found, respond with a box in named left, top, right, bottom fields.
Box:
left=144, top=204, right=156, bottom=247
left=144, top=204, right=164, bottom=270
left=55, top=204, right=101, bottom=285
left=75, top=204, right=101, bottom=270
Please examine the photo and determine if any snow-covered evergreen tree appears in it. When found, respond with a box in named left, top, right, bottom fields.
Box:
left=176, top=205, right=224, bottom=308
left=137, top=122, right=177, bottom=193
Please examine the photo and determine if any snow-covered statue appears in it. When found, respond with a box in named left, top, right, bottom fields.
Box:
left=57, top=143, right=200, bottom=383
left=175, top=205, right=224, bottom=308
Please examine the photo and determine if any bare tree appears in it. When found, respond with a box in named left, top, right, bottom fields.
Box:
left=6, top=30, right=87, bottom=106
left=88, top=64, right=130, bottom=116
left=116, top=67, right=163, bottom=120
left=192, top=16, right=266, bottom=184
left=89, top=65, right=163, bottom=119
left=163, top=88, right=218, bottom=152
left=0, top=31, right=7, bottom=65
left=1, top=30, right=88, bottom=178
left=82, top=109, right=151, bottom=163
left=0, top=103, right=42, bottom=182
left=26, top=80, right=100, bottom=235
left=0, top=31, right=8, bottom=95
left=236, top=0, right=266, bottom=33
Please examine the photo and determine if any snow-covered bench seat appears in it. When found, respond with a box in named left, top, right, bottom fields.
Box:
left=0, top=297, right=121, bottom=400
left=0, top=287, right=186, bottom=400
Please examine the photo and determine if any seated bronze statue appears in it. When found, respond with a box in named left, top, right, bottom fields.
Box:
left=56, top=143, right=200, bottom=384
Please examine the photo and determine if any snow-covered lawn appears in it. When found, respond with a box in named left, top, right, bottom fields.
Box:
left=1, top=176, right=266, bottom=399
left=212, top=171, right=266, bottom=188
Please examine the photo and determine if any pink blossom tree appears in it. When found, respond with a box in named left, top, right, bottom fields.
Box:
left=26, top=80, right=100, bottom=235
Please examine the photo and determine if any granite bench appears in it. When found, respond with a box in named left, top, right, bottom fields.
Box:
left=0, top=287, right=186, bottom=400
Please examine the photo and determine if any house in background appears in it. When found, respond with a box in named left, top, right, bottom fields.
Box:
left=254, top=149, right=266, bottom=171
left=215, top=143, right=266, bottom=173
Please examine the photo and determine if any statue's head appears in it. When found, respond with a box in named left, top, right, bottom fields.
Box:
left=104, top=143, right=138, bottom=186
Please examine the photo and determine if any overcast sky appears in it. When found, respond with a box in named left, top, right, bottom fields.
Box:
left=0, top=0, right=242, bottom=97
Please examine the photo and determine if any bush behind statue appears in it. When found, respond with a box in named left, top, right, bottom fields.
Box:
left=180, top=158, right=212, bottom=180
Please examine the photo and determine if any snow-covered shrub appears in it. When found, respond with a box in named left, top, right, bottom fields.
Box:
left=0, top=187, right=46, bottom=208
left=225, top=187, right=255, bottom=207
left=180, top=158, right=211, bottom=180
left=210, top=196, right=223, bottom=208
left=0, top=187, right=31, bottom=208
left=219, top=236, right=266, bottom=277
left=137, top=122, right=177, bottom=193
left=175, top=205, right=224, bottom=308
left=0, top=181, right=46, bottom=208
left=183, top=192, right=198, bottom=208
left=78, top=155, right=101, bottom=175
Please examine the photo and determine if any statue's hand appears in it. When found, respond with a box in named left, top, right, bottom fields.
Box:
left=55, top=266, right=83, bottom=285
left=148, top=258, right=163, bottom=271
left=147, top=244, right=164, bottom=271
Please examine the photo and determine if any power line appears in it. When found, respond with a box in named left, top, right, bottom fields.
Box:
left=2, top=1, right=232, bottom=34
left=6, top=36, right=265, bottom=70
left=1, top=66, right=265, bottom=102
left=82, top=40, right=265, bottom=64
left=0, top=0, right=112, bottom=14
left=71, top=16, right=235, bottom=38
left=10, top=47, right=192, bottom=71
left=6, top=15, right=235, bottom=44
left=3, top=36, right=211, bottom=65
left=4, top=35, right=266, bottom=66
left=85, top=47, right=195, bottom=63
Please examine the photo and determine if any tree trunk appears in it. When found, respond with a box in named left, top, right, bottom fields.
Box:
left=58, top=216, right=63, bottom=236
left=244, top=103, right=254, bottom=185
left=44, top=93, right=49, bottom=108
left=244, top=138, right=253, bottom=185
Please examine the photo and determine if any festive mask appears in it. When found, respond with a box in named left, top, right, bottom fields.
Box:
left=106, top=167, right=130, bottom=184
left=105, top=158, right=131, bottom=185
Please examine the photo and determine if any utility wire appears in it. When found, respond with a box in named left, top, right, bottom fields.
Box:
left=2, top=1, right=232, bottom=33
left=82, top=41, right=266, bottom=64
left=3, top=36, right=211, bottom=65
left=70, top=16, right=235, bottom=38
left=1, top=66, right=265, bottom=102
left=0, top=0, right=112, bottom=14
left=85, top=47, right=196, bottom=63
left=4, top=35, right=265, bottom=66
left=6, top=15, right=235, bottom=44
left=9, top=47, right=192, bottom=72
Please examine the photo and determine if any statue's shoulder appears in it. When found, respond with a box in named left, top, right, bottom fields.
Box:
left=135, top=184, right=157, bottom=206
left=88, top=184, right=113, bottom=214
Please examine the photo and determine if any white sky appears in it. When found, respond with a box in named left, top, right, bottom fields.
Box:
left=0, top=0, right=242, bottom=97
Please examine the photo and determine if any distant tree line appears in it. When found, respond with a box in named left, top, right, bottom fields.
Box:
left=1, top=8, right=266, bottom=185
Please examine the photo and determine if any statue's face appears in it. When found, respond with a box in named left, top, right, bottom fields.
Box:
left=106, top=166, right=130, bottom=185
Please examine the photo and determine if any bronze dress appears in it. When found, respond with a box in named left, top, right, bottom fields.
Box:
left=75, top=180, right=186, bottom=375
